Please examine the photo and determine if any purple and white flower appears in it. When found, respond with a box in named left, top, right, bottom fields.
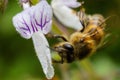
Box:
left=12, top=0, right=54, bottom=79
left=51, top=0, right=83, bottom=30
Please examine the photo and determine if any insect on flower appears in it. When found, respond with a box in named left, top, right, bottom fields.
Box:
left=51, top=4, right=109, bottom=63
left=12, top=0, right=54, bottom=79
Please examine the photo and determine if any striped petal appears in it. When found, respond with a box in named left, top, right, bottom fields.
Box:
left=13, top=0, right=52, bottom=39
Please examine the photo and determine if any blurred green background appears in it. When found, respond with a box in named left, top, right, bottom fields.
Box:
left=0, top=0, right=120, bottom=80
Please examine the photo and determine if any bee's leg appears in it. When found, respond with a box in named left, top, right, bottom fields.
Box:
left=77, top=6, right=87, bottom=32
left=53, top=34, right=68, bottom=41
left=46, top=32, right=68, bottom=41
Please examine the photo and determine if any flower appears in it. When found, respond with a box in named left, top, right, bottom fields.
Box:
left=12, top=0, right=54, bottom=79
left=51, top=0, right=83, bottom=30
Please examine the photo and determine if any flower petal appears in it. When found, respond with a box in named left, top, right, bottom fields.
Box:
left=32, top=31, right=54, bottom=79
left=12, top=8, right=33, bottom=39
left=51, top=0, right=81, bottom=8
left=33, top=0, right=52, bottom=34
left=12, top=0, right=52, bottom=39
left=51, top=0, right=83, bottom=30
left=61, top=0, right=81, bottom=8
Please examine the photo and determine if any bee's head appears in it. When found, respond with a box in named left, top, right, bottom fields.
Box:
left=53, top=42, right=74, bottom=63
left=54, top=42, right=74, bottom=53
left=62, top=43, right=74, bottom=52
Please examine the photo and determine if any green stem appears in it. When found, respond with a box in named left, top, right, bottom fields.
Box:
left=78, top=59, right=99, bottom=80
left=59, top=64, right=71, bottom=80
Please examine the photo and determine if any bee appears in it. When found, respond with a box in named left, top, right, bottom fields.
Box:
left=51, top=9, right=107, bottom=63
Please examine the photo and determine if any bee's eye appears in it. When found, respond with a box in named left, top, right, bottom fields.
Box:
left=63, top=43, right=74, bottom=51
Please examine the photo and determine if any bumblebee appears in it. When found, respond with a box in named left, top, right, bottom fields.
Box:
left=51, top=10, right=107, bottom=63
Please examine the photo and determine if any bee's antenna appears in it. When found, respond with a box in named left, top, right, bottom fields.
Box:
left=46, top=46, right=56, bottom=52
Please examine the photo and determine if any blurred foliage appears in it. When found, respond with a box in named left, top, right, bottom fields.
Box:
left=0, top=0, right=8, bottom=13
left=0, top=0, right=120, bottom=80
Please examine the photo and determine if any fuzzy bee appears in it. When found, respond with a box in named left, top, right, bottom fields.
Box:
left=51, top=9, right=108, bottom=63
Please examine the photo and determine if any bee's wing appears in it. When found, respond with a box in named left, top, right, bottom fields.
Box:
left=104, top=15, right=119, bottom=32
left=97, top=16, right=119, bottom=51
left=32, top=31, right=54, bottom=79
